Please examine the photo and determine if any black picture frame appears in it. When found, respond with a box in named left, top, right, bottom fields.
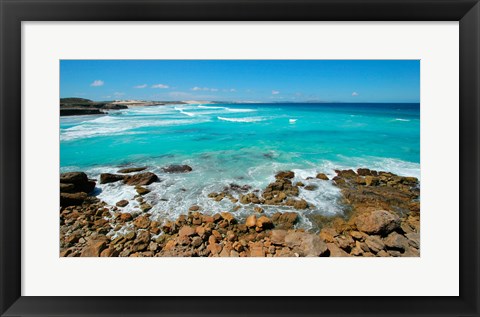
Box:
left=1, top=0, right=479, bottom=316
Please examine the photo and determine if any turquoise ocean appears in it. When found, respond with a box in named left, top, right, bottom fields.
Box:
left=60, top=103, right=420, bottom=229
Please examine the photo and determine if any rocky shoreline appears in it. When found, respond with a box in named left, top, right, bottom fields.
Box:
left=60, top=167, right=420, bottom=257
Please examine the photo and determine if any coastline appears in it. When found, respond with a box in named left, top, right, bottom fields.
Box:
left=60, top=167, right=420, bottom=257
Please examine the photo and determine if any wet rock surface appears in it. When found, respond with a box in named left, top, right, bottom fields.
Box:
left=60, top=168, right=420, bottom=257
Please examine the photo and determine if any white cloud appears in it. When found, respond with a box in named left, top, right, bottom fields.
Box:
left=90, top=80, right=104, bottom=87
left=192, top=87, right=218, bottom=92
left=134, top=84, right=147, bottom=89
left=152, top=84, right=169, bottom=89
left=272, top=90, right=280, bottom=95
left=113, top=92, right=125, bottom=97
left=352, top=91, right=359, bottom=96
left=230, top=88, right=236, bottom=92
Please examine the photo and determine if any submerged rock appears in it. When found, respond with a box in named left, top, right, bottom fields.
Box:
left=117, top=167, right=147, bottom=173
left=161, top=165, right=193, bottom=173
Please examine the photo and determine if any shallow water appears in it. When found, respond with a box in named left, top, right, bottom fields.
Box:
left=60, top=103, right=420, bottom=229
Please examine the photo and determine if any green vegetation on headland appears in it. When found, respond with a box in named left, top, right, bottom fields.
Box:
left=59, top=97, right=186, bottom=116
left=60, top=167, right=420, bottom=257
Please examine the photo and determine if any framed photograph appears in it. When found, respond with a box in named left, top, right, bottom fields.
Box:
left=1, top=0, right=479, bottom=316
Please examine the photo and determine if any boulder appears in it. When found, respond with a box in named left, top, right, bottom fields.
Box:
left=60, top=183, right=75, bottom=193
left=220, top=212, right=236, bottom=224
left=60, top=172, right=96, bottom=193
left=100, top=173, right=125, bottom=184
left=255, top=216, right=273, bottom=231
left=250, top=246, right=266, bottom=257
left=80, top=236, right=108, bottom=257
left=140, top=203, right=152, bottom=212
left=161, top=165, right=193, bottom=173
left=270, top=229, right=287, bottom=245
left=239, top=193, right=260, bottom=204
left=117, top=167, right=147, bottom=173
left=60, top=192, right=87, bottom=207
left=304, top=185, right=317, bottom=191
left=133, top=215, right=151, bottom=229
left=365, top=235, right=385, bottom=253
left=405, top=232, right=420, bottom=248
left=293, top=199, right=309, bottom=210
left=326, top=243, right=350, bottom=257
left=275, top=171, right=295, bottom=179
left=285, top=232, right=328, bottom=257
left=316, top=173, right=329, bottom=180
left=354, top=210, right=400, bottom=235
left=124, top=172, right=159, bottom=186
left=119, top=213, right=133, bottom=222
left=116, top=199, right=129, bottom=207
left=357, top=168, right=372, bottom=176
left=271, top=212, right=298, bottom=230
left=189, top=205, right=200, bottom=211
left=135, top=186, right=150, bottom=195
left=319, top=228, right=339, bottom=243
left=178, top=226, right=196, bottom=238
left=245, top=215, right=257, bottom=228
left=384, top=232, right=410, bottom=250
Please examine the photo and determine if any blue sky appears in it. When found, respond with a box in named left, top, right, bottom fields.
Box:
left=60, top=60, right=420, bottom=103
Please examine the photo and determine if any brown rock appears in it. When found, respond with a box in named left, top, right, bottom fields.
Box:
left=326, top=243, right=350, bottom=257
left=285, top=232, right=328, bottom=257
left=365, top=235, right=385, bottom=253
left=124, top=172, right=159, bottom=186
left=117, top=167, right=147, bottom=173
left=116, top=199, right=129, bottom=207
left=245, top=215, right=257, bottom=228
left=357, top=168, right=372, bottom=176
left=135, top=186, right=150, bottom=195
left=189, top=205, right=200, bottom=211
left=132, top=230, right=151, bottom=252
left=100, top=173, right=125, bottom=184
left=140, top=203, right=152, bottom=212
left=60, top=172, right=96, bottom=193
left=207, top=243, right=222, bottom=255
left=405, top=232, right=420, bottom=248
left=254, top=206, right=264, bottom=213
left=80, top=236, right=108, bottom=257
left=192, top=236, right=203, bottom=247
left=271, top=212, right=298, bottom=230
left=275, top=171, right=295, bottom=179
left=349, top=230, right=367, bottom=241
left=270, top=229, right=287, bottom=245
left=304, top=185, right=317, bottom=191
left=221, top=212, right=236, bottom=224
left=178, top=226, right=196, bottom=238
left=250, top=246, right=266, bottom=257
left=384, top=232, right=409, bottom=250
left=293, top=199, right=308, bottom=210
left=60, top=192, right=87, bottom=207
left=316, top=173, right=329, bottom=180
left=119, top=213, right=133, bottom=222
left=354, top=210, right=400, bottom=235
left=60, top=183, right=75, bottom=193
left=319, top=228, right=338, bottom=243
left=161, top=165, right=193, bottom=173
left=256, top=216, right=273, bottom=231
left=133, top=215, right=151, bottom=229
